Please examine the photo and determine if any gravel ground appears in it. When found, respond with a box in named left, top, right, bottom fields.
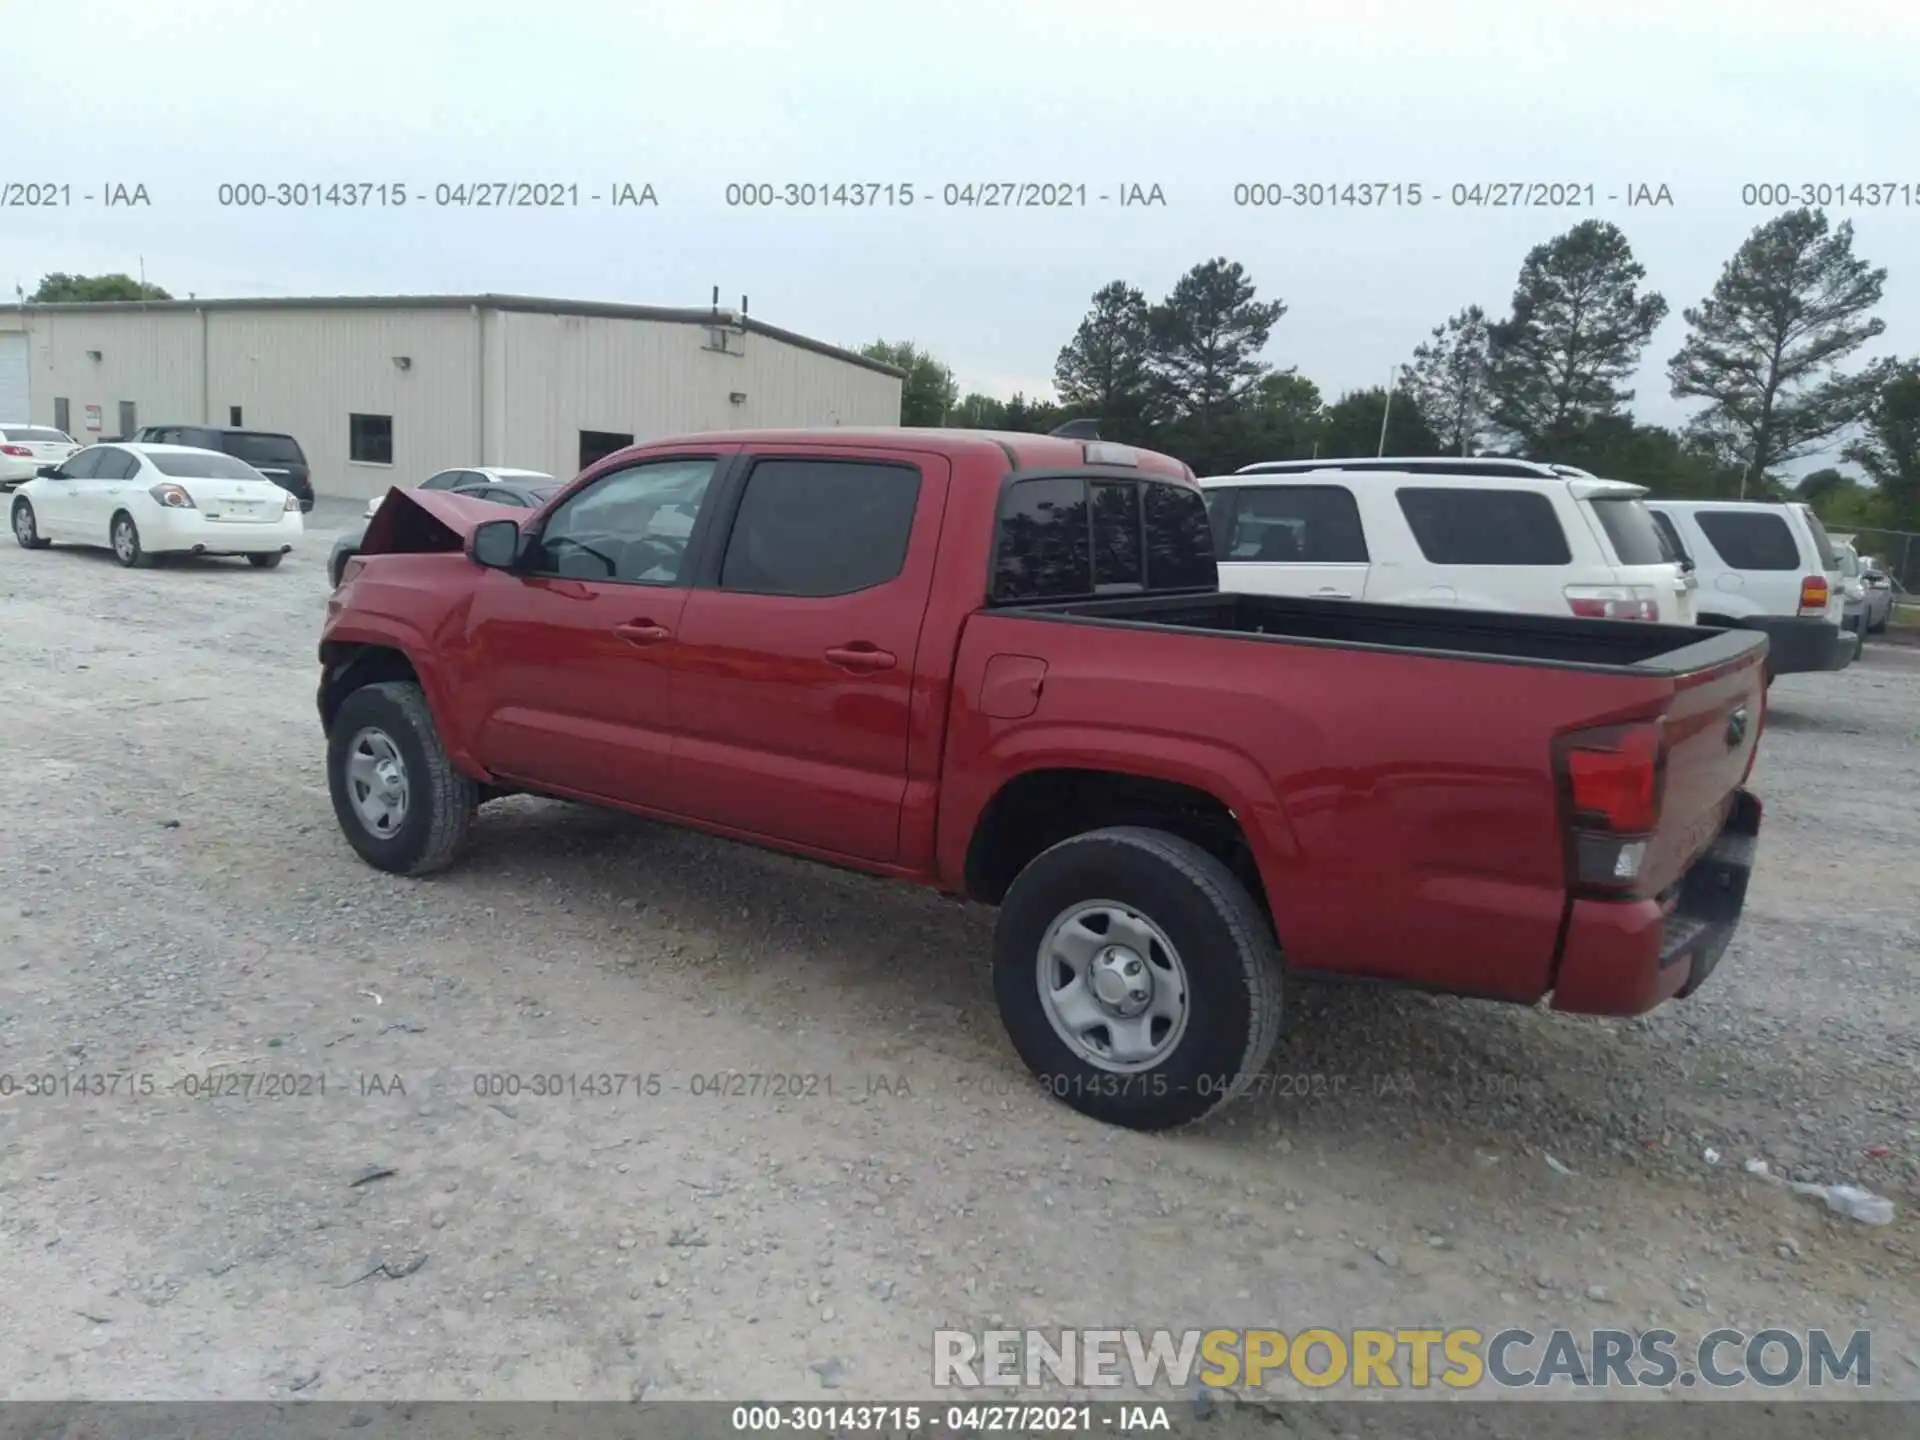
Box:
left=0, top=498, right=1915, bottom=1403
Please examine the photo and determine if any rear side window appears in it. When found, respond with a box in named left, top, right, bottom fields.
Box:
left=1648, top=509, right=1690, bottom=565
left=1220, top=485, right=1368, bottom=563
left=1587, top=497, right=1669, bottom=566
left=1693, top=510, right=1800, bottom=571
left=1395, top=488, right=1572, bottom=565
left=1797, top=507, right=1840, bottom=569
left=719, top=459, right=921, bottom=597
left=222, top=432, right=306, bottom=466
left=992, top=476, right=1216, bottom=602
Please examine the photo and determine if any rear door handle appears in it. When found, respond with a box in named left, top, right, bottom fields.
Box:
left=826, top=643, right=896, bottom=673
left=613, top=621, right=671, bottom=646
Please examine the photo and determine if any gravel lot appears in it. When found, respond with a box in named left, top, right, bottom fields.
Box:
left=1, top=498, right=1915, bottom=1404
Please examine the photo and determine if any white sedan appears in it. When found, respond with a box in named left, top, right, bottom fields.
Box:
left=0, top=423, right=82, bottom=490
left=10, top=442, right=303, bottom=568
left=362, top=465, right=555, bottom=520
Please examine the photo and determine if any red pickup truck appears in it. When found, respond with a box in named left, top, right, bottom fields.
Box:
left=319, top=428, right=1767, bottom=1131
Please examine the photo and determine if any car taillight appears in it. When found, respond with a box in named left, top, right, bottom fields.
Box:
left=1554, top=720, right=1666, bottom=895
left=1565, top=585, right=1660, bottom=622
left=1797, top=575, right=1829, bottom=614
left=285, top=490, right=300, bottom=511
left=148, top=482, right=196, bottom=508
left=0, top=445, right=31, bottom=457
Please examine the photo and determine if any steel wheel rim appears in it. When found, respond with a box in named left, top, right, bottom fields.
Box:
left=1036, top=900, right=1190, bottom=1073
left=13, top=506, right=31, bottom=544
left=344, top=727, right=411, bottom=838
left=113, top=519, right=135, bottom=561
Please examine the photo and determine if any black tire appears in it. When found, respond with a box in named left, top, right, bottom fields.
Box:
left=327, top=680, right=477, bottom=876
left=111, top=510, right=154, bottom=568
left=11, top=498, right=51, bottom=549
left=247, top=551, right=284, bottom=569
left=992, top=825, right=1283, bottom=1131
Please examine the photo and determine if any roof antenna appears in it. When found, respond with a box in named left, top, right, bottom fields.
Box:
left=1049, top=418, right=1101, bottom=440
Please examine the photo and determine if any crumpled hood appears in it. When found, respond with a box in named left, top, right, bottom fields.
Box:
left=357, top=486, right=522, bottom=559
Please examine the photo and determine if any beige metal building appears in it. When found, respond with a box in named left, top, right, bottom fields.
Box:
left=0, top=295, right=904, bottom=500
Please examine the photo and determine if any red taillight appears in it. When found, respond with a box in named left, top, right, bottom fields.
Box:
left=1798, top=575, right=1829, bottom=614
left=1566, top=726, right=1663, bottom=832
left=0, top=444, right=31, bottom=457
left=1556, top=720, right=1667, bottom=896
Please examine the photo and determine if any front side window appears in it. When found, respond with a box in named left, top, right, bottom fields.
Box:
left=61, top=447, right=103, bottom=479
left=1396, top=487, right=1573, bottom=565
left=719, top=459, right=921, bottom=597
left=528, top=457, right=717, bottom=585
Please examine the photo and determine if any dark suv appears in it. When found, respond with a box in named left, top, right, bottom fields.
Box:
left=132, top=425, right=314, bottom=511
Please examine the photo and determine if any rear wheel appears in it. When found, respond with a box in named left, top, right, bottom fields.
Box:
left=111, top=511, right=154, bottom=568
left=991, top=826, right=1283, bottom=1131
left=11, top=498, right=50, bottom=549
left=327, top=680, right=477, bottom=875
left=247, top=551, right=284, bottom=569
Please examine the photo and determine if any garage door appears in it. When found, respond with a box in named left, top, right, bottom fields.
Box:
left=0, top=333, right=27, bottom=420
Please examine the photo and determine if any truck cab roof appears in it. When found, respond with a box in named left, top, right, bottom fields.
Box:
left=611, top=427, right=1197, bottom=483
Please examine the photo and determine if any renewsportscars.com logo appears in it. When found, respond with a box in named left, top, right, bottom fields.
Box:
left=932, top=1327, right=1873, bottom=1391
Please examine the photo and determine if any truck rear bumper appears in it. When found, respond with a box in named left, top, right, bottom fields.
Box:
left=1550, top=789, right=1762, bottom=1016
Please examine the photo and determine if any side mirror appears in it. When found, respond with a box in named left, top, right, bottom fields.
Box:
left=36, top=465, right=65, bottom=479
left=470, top=517, right=522, bottom=570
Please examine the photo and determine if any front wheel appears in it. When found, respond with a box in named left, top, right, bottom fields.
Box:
left=326, top=680, right=478, bottom=875
left=992, top=826, right=1283, bottom=1131
left=11, top=498, right=50, bottom=549
left=247, top=551, right=284, bottom=569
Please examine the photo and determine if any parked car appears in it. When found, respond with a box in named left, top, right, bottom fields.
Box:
left=0, top=423, right=82, bottom=491
left=1199, top=457, right=1696, bottom=624
left=130, top=425, right=314, bottom=511
left=1829, top=541, right=1873, bottom=643
left=10, top=442, right=303, bottom=568
left=361, top=467, right=555, bottom=521
left=317, top=427, right=1767, bottom=1132
left=332, top=476, right=561, bottom=587
left=1644, top=499, right=1856, bottom=681
left=1857, top=555, right=1896, bottom=633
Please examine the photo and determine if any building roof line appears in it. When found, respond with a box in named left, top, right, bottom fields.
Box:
left=0, top=293, right=906, bottom=378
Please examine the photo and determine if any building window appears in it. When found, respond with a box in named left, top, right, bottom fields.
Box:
left=53, top=398, right=70, bottom=435
left=350, top=413, right=393, bottom=465
left=579, top=429, right=634, bottom=470
left=229, top=405, right=243, bottom=426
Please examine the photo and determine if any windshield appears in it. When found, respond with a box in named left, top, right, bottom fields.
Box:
left=1586, top=496, right=1670, bottom=566
left=222, top=432, right=306, bottom=466
left=150, top=451, right=270, bottom=481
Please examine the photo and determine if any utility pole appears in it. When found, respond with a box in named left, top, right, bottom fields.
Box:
left=1376, top=367, right=1395, bottom=457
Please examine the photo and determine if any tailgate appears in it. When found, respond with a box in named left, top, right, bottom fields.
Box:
left=1645, top=647, right=1765, bottom=895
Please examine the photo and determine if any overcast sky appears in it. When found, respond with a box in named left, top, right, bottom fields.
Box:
left=8, top=0, right=1915, bottom=445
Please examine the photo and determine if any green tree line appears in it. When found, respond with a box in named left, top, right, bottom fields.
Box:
left=862, top=208, right=1919, bottom=535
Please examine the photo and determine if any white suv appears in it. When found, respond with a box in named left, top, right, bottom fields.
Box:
left=1199, top=457, right=1696, bottom=624
left=1643, top=499, right=1856, bottom=680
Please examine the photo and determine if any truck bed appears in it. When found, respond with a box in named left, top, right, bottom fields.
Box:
left=1001, top=590, right=1766, bottom=674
